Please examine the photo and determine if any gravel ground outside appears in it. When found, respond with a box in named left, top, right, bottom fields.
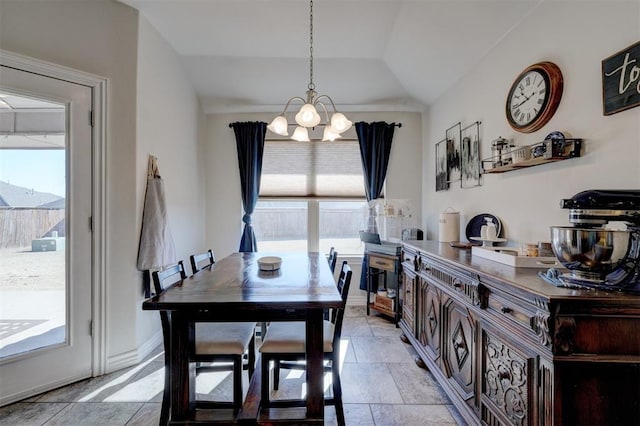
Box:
left=0, top=247, right=65, bottom=358
left=0, top=247, right=65, bottom=291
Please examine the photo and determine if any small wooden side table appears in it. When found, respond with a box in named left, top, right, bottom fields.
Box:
left=366, top=251, right=401, bottom=326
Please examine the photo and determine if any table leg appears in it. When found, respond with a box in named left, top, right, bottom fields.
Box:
left=305, top=308, right=324, bottom=420
left=366, top=262, right=371, bottom=316
left=170, top=312, right=195, bottom=422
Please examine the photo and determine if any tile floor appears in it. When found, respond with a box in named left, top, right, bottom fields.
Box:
left=0, top=306, right=463, bottom=425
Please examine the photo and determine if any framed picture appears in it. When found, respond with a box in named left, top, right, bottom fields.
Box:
left=460, top=121, right=481, bottom=188
left=445, top=122, right=461, bottom=183
left=602, top=41, right=640, bottom=115
left=435, top=139, right=449, bottom=191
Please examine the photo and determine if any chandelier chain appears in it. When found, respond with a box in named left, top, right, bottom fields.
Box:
left=308, top=0, right=315, bottom=92
left=267, top=0, right=352, bottom=141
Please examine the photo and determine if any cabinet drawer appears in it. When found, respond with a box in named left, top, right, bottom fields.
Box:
left=401, top=248, right=418, bottom=270
left=368, top=254, right=396, bottom=271
left=486, top=292, right=534, bottom=332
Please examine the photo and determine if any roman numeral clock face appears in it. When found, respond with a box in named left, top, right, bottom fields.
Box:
left=509, top=71, right=547, bottom=125
left=506, top=62, right=563, bottom=133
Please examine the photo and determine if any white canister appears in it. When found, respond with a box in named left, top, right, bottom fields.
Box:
left=438, top=208, right=460, bottom=242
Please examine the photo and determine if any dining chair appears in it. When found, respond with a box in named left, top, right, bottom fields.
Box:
left=323, top=247, right=339, bottom=321
left=152, top=260, right=256, bottom=425
left=188, top=250, right=257, bottom=386
left=327, top=246, right=338, bottom=274
left=189, top=248, right=215, bottom=274
left=190, top=249, right=266, bottom=339
left=259, top=261, right=352, bottom=426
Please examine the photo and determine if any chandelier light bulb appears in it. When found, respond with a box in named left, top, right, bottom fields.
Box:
left=330, top=112, right=352, bottom=133
left=322, top=126, right=341, bottom=142
left=292, top=126, right=310, bottom=142
left=295, top=104, right=321, bottom=128
left=267, top=115, right=289, bottom=136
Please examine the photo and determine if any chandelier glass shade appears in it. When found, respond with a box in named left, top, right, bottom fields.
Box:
left=267, top=0, right=352, bottom=141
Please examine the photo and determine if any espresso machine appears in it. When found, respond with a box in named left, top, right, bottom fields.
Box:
left=549, top=189, right=640, bottom=292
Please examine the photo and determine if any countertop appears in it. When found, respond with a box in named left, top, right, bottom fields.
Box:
left=402, top=240, right=640, bottom=303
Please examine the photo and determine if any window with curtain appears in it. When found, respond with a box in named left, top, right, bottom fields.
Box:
left=260, top=140, right=366, bottom=197
left=253, top=139, right=371, bottom=255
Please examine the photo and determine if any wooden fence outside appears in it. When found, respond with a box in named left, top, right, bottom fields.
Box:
left=253, top=207, right=367, bottom=240
left=0, top=208, right=65, bottom=250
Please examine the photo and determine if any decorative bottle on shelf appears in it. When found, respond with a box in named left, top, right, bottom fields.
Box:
left=485, top=218, right=497, bottom=240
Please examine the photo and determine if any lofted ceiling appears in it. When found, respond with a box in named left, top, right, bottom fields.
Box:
left=120, top=0, right=542, bottom=114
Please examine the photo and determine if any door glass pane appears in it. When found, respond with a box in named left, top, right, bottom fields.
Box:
left=253, top=201, right=308, bottom=252
left=0, top=92, right=67, bottom=360
left=319, top=200, right=368, bottom=256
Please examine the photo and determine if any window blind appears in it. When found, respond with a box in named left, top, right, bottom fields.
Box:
left=260, top=140, right=366, bottom=197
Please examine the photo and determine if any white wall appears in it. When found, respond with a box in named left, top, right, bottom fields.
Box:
left=135, top=16, right=206, bottom=356
left=0, top=0, right=206, bottom=373
left=204, top=111, right=422, bottom=258
left=423, top=1, right=640, bottom=245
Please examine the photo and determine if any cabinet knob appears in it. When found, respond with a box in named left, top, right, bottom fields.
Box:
left=453, top=281, right=462, bottom=288
left=501, top=306, right=512, bottom=314
left=429, top=315, right=435, bottom=322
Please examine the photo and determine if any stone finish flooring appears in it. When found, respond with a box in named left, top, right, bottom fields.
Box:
left=0, top=306, right=463, bottom=425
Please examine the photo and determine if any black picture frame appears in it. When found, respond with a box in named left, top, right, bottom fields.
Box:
left=445, top=122, right=461, bottom=183
left=602, top=40, right=640, bottom=115
left=461, top=121, right=481, bottom=189
left=435, top=139, right=449, bottom=191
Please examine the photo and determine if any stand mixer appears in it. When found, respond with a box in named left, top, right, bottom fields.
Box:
left=549, top=189, right=640, bottom=292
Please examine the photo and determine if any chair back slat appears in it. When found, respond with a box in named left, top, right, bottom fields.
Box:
left=152, top=261, right=187, bottom=294
left=151, top=261, right=187, bottom=354
left=331, top=262, right=352, bottom=344
left=335, top=261, right=349, bottom=299
left=327, top=247, right=338, bottom=274
left=190, top=249, right=215, bottom=274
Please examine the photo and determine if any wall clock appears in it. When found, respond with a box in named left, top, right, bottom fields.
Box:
left=506, top=61, right=563, bottom=133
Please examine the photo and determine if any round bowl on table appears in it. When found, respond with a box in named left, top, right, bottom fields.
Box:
left=258, top=256, right=282, bottom=271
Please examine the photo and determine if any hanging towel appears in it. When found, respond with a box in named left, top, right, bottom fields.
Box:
left=137, top=156, right=176, bottom=273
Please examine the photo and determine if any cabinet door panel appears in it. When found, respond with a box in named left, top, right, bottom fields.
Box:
left=418, top=277, right=441, bottom=362
left=442, top=295, right=475, bottom=402
left=481, top=325, right=534, bottom=426
left=402, top=269, right=416, bottom=334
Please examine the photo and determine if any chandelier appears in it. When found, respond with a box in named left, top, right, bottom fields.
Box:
left=267, top=0, right=352, bottom=142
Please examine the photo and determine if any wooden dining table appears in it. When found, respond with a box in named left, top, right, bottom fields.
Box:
left=142, top=251, right=343, bottom=424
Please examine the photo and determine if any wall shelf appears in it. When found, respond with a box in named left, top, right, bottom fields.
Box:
left=482, top=138, right=582, bottom=174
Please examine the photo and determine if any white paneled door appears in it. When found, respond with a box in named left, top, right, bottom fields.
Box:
left=0, top=65, right=93, bottom=405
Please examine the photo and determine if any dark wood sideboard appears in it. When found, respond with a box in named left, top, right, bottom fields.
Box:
left=399, top=241, right=640, bottom=426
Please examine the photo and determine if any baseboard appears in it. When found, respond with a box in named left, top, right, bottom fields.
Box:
left=0, top=373, right=88, bottom=407
left=136, top=330, right=163, bottom=362
left=104, top=331, right=159, bottom=374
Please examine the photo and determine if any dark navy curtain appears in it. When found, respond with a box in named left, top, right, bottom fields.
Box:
left=231, top=121, right=267, bottom=252
left=356, top=121, right=397, bottom=290
left=356, top=121, right=396, bottom=202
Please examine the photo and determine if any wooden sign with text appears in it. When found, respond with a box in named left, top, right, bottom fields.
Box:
left=602, top=41, right=640, bottom=115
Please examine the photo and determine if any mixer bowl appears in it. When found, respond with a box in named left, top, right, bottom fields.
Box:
left=550, top=227, right=632, bottom=280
